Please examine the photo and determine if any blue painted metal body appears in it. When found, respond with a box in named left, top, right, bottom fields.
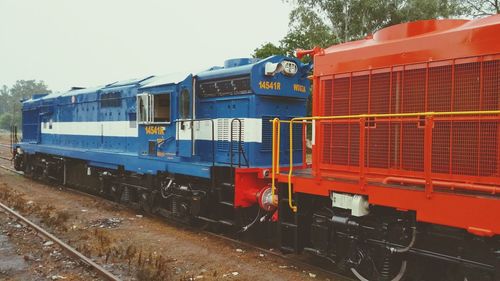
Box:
left=18, top=56, right=310, bottom=179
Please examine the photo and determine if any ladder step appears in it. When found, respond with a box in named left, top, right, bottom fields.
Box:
left=280, top=246, right=295, bottom=253
left=196, top=216, right=218, bottom=223
left=303, top=247, right=324, bottom=256
left=219, top=201, right=234, bottom=207
left=218, top=219, right=235, bottom=226
left=220, top=182, right=235, bottom=188
left=280, top=222, right=297, bottom=228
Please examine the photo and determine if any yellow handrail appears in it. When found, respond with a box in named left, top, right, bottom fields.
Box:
left=271, top=118, right=280, bottom=204
left=276, top=110, right=500, bottom=213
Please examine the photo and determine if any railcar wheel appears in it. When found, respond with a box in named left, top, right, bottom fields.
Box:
left=348, top=247, right=407, bottom=281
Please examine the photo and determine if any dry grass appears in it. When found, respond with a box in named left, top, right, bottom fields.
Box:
left=135, top=252, right=173, bottom=281
left=0, top=183, right=28, bottom=211
left=72, top=228, right=173, bottom=280
left=0, top=180, right=174, bottom=280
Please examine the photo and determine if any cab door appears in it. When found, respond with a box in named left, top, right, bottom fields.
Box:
left=137, top=91, right=174, bottom=157
left=177, top=79, right=193, bottom=158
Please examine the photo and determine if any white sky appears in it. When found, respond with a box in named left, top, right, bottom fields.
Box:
left=0, top=0, right=293, bottom=92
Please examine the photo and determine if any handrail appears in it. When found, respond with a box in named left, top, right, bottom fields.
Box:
left=230, top=118, right=249, bottom=168
left=272, top=110, right=500, bottom=212
left=271, top=118, right=280, bottom=204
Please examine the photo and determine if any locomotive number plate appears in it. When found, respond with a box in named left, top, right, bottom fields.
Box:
left=259, top=81, right=281, bottom=90
left=145, top=126, right=166, bottom=135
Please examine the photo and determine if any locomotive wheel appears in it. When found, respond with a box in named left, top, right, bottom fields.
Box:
left=109, top=184, right=122, bottom=203
left=97, top=182, right=107, bottom=198
left=139, top=192, right=152, bottom=214
left=13, top=154, right=24, bottom=171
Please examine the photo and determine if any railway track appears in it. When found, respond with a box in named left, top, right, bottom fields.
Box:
left=0, top=197, right=120, bottom=281
left=0, top=142, right=12, bottom=148
left=0, top=142, right=13, bottom=161
left=0, top=163, right=354, bottom=281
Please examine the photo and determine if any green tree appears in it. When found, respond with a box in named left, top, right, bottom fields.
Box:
left=0, top=85, right=10, bottom=116
left=283, top=0, right=466, bottom=51
left=252, top=42, right=288, bottom=59
left=253, top=0, right=468, bottom=57
left=252, top=0, right=472, bottom=118
left=0, top=113, right=13, bottom=130
left=462, top=0, right=500, bottom=16
left=0, top=80, right=51, bottom=129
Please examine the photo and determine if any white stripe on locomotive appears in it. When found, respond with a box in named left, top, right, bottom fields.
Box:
left=41, top=118, right=263, bottom=143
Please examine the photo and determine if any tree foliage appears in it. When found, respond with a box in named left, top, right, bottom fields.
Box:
left=0, top=113, right=13, bottom=130
left=252, top=42, right=287, bottom=58
left=253, top=0, right=472, bottom=57
left=463, top=0, right=500, bottom=16
left=0, top=80, right=51, bottom=129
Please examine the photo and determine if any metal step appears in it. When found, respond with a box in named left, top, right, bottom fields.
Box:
left=280, top=222, right=297, bottom=228
left=280, top=246, right=295, bottom=253
left=218, top=219, right=236, bottom=226
left=219, top=200, right=234, bottom=207
left=196, top=216, right=218, bottom=223
left=196, top=216, right=235, bottom=227
left=220, top=182, right=235, bottom=188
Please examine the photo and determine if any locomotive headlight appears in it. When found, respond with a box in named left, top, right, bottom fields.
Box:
left=281, top=60, right=298, bottom=76
left=264, top=62, right=283, bottom=76
left=264, top=60, right=298, bottom=77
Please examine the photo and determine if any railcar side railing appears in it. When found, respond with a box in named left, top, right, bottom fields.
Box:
left=271, top=110, right=500, bottom=212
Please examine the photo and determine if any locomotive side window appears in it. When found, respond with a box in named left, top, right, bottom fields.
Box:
left=137, top=94, right=150, bottom=123
left=137, top=93, right=171, bottom=124
left=179, top=89, right=190, bottom=119
left=101, top=91, right=121, bottom=107
left=153, top=93, right=171, bottom=123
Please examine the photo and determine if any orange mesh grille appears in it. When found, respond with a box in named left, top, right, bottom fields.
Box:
left=319, top=55, right=500, bottom=185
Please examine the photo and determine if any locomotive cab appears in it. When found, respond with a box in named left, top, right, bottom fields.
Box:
left=136, top=74, right=194, bottom=160
left=136, top=56, right=311, bottom=171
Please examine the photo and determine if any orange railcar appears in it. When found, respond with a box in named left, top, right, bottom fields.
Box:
left=274, top=15, right=500, bottom=281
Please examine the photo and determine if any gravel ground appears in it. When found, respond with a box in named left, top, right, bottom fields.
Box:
left=0, top=213, right=100, bottom=281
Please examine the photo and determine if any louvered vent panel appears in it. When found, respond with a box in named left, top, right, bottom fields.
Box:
left=217, top=119, right=246, bottom=152
left=217, top=119, right=229, bottom=151
left=261, top=116, right=273, bottom=151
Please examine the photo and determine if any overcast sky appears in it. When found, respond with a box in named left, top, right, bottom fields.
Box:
left=0, top=0, right=293, bottom=92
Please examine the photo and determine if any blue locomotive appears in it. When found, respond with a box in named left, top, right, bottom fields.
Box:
left=14, top=56, right=310, bottom=226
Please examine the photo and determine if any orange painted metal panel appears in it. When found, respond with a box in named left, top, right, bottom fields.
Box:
left=290, top=15, right=500, bottom=235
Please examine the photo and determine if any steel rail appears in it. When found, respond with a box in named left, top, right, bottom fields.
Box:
left=0, top=164, right=20, bottom=174
left=0, top=182, right=120, bottom=281
left=0, top=164, right=352, bottom=281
